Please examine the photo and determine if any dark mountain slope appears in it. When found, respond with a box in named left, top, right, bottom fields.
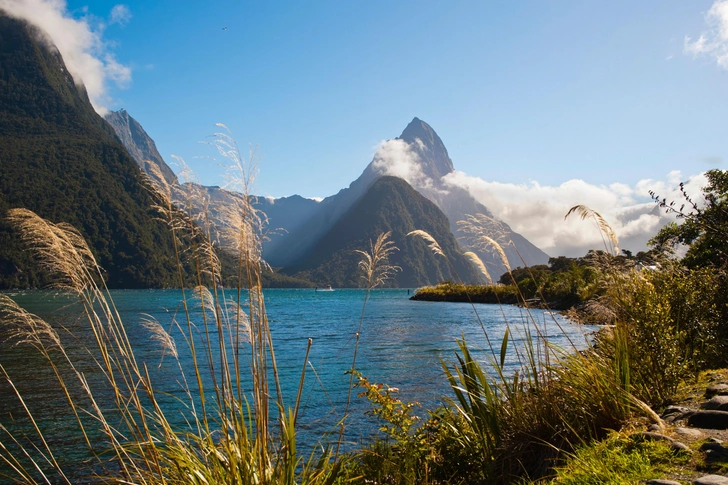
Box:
left=283, top=176, right=480, bottom=287
left=0, top=13, right=184, bottom=288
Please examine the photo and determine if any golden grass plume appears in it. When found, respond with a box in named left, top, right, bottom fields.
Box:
left=565, top=204, right=620, bottom=256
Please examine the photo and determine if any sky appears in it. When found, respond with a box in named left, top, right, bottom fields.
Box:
left=2, top=0, right=727, bottom=257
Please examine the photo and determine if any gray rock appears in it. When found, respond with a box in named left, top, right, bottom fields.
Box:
left=694, top=475, right=728, bottom=485
left=671, top=441, right=692, bottom=453
left=646, top=480, right=682, bottom=485
left=675, top=427, right=705, bottom=438
left=702, top=396, right=728, bottom=411
left=663, top=405, right=695, bottom=422
left=706, top=384, right=728, bottom=398
left=649, top=423, right=663, bottom=432
left=663, top=405, right=693, bottom=417
left=707, top=437, right=725, bottom=444
left=687, top=410, right=728, bottom=429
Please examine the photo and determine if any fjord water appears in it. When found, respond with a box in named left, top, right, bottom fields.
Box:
left=0, top=288, right=596, bottom=479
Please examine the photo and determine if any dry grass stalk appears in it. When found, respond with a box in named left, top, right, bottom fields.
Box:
left=355, top=231, right=401, bottom=289
left=565, top=204, right=620, bottom=256
left=463, top=251, right=492, bottom=285
left=407, top=229, right=445, bottom=257
left=456, top=214, right=512, bottom=272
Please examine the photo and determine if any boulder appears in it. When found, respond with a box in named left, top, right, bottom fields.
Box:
left=702, top=396, right=728, bottom=411
left=694, top=475, right=728, bottom=485
left=687, top=411, right=728, bottom=429
left=705, top=384, right=728, bottom=398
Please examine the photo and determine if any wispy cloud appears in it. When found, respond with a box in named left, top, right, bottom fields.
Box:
left=372, top=138, right=438, bottom=190
left=0, top=0, right=131, bottom=114
left=442, top=170, right=708, bottom=257
left=109, top=4, right=131, bottom=26
left=685, top=0, right=728, bottom=68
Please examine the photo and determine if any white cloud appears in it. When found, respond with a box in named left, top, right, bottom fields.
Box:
left=109, top=4, right=130, bottom=26
left=442, top=170, right=708, bottom=257
left=372, top=139, right=436, bottom=189
left=685, top=0, right=728, bottom=68
left=0, top=0, right=132, bottom=114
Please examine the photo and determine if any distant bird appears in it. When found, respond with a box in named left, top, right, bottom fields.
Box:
left=222, top=27, right=227, bottom=30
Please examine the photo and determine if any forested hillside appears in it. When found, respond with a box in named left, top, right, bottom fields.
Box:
left=0, top=14, right=186, bottom=288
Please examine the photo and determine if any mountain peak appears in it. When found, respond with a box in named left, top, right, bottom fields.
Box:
left=397, top=117, right=454, bottom=181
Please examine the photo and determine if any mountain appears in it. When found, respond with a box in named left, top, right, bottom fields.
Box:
left=267, top=117, right=549, bottom=275
left=392, top=118, right=549, bottom=273
left=102, top=109, right=317, bottom=287
left=282, top=176, right=480, bottom=287
left=104, top=109, right=178, bottom=186
left=0, top=13, right=188, bottom=288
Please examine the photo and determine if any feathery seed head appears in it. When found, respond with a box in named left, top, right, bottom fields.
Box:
left=355, top=231, right=401, bottom=289
left=565, top=204, right=620, bottom=256
left=407, top=230, right=445, bottom=257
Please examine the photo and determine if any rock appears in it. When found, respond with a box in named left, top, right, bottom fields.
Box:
left=671, top=441, right=692, bottom=453
left=663, top=405, right=693, bottom=416
left=700, top=442, right=728, bottom=462
left=687, top=410, right=728, bottom=429
left=706, top=384, right=728, bottom=398
left=694, top=475, right=728, bottom=485
left=632, top=431, right=674, bottom=443
left=649, top=424, right=663, bottom=432
left=646, top=480, right=682, bottom=485
left=700, top=442, right=727, bottom=452
left=663, top=405, right=694, bottom=421
left=675, top=427, right=705, bottom=438
left=707, top=437, right=725, bottom=444
left=702, top=396, right=728, bottom=411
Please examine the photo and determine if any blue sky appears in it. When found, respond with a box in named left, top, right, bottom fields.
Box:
left=4, top=0, right=728, bottom=255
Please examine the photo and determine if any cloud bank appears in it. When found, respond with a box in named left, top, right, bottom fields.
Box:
left=370, top=138, right=706, bottom=258
left=442, top=170, right=708, bottom=257
left=685, top=0, right=728, bottom=68
left=0, top=0, right=132, bottom=114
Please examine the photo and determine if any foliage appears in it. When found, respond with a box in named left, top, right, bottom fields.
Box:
left=0, top=134, right=343, bottom=484
left=651, top=169, right=728, bottom=269
left=354, top=372, right=421, bottom=443
left=596, top=265, right=725, bottom=406
left=410, top=281, right=520, bottom=304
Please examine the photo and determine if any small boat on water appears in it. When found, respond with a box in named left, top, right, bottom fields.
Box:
left=316, top=285, right=334, bottom=292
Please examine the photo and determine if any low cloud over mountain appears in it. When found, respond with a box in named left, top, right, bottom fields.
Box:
left=442, top=170, right=708, bottom=257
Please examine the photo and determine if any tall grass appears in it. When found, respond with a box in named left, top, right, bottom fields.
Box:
left=0, top=131, right=341, bottom=484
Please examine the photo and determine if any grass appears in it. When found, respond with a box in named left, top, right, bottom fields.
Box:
left=539, top=429, right=691, bottom=485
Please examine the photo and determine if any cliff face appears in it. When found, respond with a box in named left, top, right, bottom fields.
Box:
left=104, top=109, right=178, bottom=186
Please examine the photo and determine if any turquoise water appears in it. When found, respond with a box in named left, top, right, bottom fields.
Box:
left=0, top=288, right=597, bottom=482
